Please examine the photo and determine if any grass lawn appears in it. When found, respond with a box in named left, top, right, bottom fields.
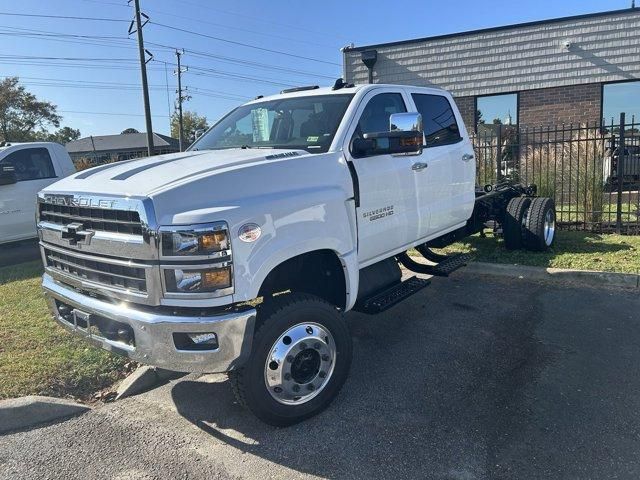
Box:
left=0, top=261, right=131, bottom=401
left=435, top=231, right=640, bottom=274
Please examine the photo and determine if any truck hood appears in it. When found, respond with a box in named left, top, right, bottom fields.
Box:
left=42, top=149, right=311, bottom=198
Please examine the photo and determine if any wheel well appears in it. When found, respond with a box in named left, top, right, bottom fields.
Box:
left=258, top=250, right=347, bottom=310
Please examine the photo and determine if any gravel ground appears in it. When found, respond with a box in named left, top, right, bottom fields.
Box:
left=1, top=272, right=639, bottom=480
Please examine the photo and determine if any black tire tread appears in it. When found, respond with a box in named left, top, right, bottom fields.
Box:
left=228, top=293, right=349, bottom=425
left=504, top=196, right=531, bottom=250
left=523, top=197, right=556, bottom=251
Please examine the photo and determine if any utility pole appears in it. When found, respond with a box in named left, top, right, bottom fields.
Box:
left=129, top=0, right=154, bottom=156
left=174, top=49, right=189, bottom=151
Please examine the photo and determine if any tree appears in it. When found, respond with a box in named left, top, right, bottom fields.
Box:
left=121, top=128, right=139, bottom=134
left=0, top=77, right=61, bottom=142
left=44, top=126, right=81, bottom=145
left=171, top=111, right=208, bottom=145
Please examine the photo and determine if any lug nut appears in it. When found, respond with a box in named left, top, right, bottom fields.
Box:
left=307, top=384, right=315, bottom=391
left=300, top=342, right=307, bottom=350
left=292, top=384, right=300, bottom=392
left=314, top=343, right=321, bottom=350
left=286, top=355, right=294, bottom=363
left=319, top=371, right=327, bottom=378
left=274, top=387, right=282, bottom=393
left=284, top=373, right=291, bottom=381
left=321, top=354, right=330, bottom=361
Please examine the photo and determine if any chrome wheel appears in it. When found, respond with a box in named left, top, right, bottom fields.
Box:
left=264, top=322, right=336, bottom=405
left=544, top=209, right=556, bottom=246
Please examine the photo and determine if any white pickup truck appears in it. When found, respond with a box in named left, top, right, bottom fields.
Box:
left=38, top=81, right=556, bottom=425
left=0, top=142, right=75, bottom=244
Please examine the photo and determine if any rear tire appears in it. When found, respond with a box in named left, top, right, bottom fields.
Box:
left=503, top=196, right=531, bottom=250
left=228, top=293, right=352, bottom=427
left=523, top=197, right=556, bottom=251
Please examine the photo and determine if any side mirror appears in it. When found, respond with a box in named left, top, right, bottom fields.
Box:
left=351, top=112, right=423, bottom=157
left=194, top=129, right=206, bottom=140
left=0, top=165, right=17, bottom=186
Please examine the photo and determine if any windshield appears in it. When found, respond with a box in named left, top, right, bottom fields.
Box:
left=190, top=94, right=354, bottom=153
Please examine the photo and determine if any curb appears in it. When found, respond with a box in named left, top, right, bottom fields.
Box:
left=463, top=261, right=640, bottom=289
left=115, top=366, right=186, bottom=400
left=0, top=396, right=91, bottom=434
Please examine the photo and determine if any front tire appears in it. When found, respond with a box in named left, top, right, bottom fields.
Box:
left=228, top=293, right=352, bottom=426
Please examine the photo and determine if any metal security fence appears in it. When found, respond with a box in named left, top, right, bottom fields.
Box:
left=472, top=114, right=640, bottom=234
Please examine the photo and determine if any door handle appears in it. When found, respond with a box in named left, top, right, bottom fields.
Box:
left=412, top=162, right=428, bottom=172
left=462, top=153, right=474, bottom=162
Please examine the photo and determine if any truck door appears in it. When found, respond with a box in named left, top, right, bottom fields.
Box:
left=344, top=90, right=420, bottom=264
left=409, top=93, right=475, bottom=239
left=0, top=147, right=59, bottom=243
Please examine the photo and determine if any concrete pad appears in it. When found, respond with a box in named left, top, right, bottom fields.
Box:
left=116, top=366, right=185, bottom=400
left=0, top=396, right=90, bottom=434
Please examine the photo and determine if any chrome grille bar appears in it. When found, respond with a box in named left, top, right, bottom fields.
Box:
left=43, top=243, right=150, bottom=295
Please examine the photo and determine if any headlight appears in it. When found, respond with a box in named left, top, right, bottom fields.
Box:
left=161, top=223, right=229, bottom=257
left=164, top=266, right=232, bottom=293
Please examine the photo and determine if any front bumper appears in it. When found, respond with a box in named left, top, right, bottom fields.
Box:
left=42, top=273, right=256, bottom=373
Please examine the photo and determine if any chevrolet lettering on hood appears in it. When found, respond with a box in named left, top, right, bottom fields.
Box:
left=43, top=194, right=117, bottom=209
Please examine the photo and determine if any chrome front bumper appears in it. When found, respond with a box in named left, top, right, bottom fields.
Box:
left=42, top=273, right=256, bottom=373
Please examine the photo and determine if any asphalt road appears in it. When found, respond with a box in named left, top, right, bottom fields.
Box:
left=0, top=239, right=40, bottom=267
left=1, top=272, right=639, bottom=480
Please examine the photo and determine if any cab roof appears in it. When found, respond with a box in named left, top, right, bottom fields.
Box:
left=244, top=83, right=446, bottom=105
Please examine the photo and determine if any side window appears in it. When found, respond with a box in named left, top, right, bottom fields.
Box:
left=411, top=94, right=462, bottom=147
left=0, top=148, right=56, bottom=182
left=353, top=93, right=407, bottom=139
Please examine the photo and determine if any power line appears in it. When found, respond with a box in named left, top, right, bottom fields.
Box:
left=0, top=29, right=335, bottom=80
left=151, top=22, right=341, bottom=66
left=59, top=109, right=170, bottom=118
left=0, top=54, right=137, bottom=62
left=146, top=41, right=336, bottom=79
left=0, top=12, right=128, bottom=22
left=170, top=0, right=350, bottom=41
left=141, top=6, right=339, bottom=49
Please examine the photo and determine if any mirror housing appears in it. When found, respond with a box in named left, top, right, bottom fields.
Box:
left=0, top=165, right=17, bottom=186
left=351, top=112, right=423, bottom=157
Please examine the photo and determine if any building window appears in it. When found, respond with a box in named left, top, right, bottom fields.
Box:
left=602, top=81, right=640, bottom=125
left=476, top=93, right=518, bottom=132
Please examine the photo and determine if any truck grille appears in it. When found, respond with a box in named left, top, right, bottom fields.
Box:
left=44, top=247, right=147, bottom=293
left=38, top=203, right=142, bottom=235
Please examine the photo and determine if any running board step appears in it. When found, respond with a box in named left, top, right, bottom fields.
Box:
left=353, top=276, right=431, bottom=314
left=427, top=253, right=473, bottom=277
left=397, top=252, right=473, bottom=277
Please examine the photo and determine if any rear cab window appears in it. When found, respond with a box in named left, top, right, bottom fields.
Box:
left=411, top=93, right=462, bottom=147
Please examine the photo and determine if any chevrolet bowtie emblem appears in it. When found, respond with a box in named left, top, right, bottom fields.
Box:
left=61, top=222, right=94, bottom=246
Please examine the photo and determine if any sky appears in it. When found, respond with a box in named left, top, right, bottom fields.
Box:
left=0, top=0, right=635, bottom=138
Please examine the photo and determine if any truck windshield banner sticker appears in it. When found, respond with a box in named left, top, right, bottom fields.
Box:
left=362, top=205, right=394, bottom=221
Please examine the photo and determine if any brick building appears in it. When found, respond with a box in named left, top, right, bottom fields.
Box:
left=342, top=8, right=640, bottom=131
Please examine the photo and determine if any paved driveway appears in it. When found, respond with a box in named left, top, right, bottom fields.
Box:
left=0, top=239, right=40, bottom=267
left=1, top=273, right=639, bottom=480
